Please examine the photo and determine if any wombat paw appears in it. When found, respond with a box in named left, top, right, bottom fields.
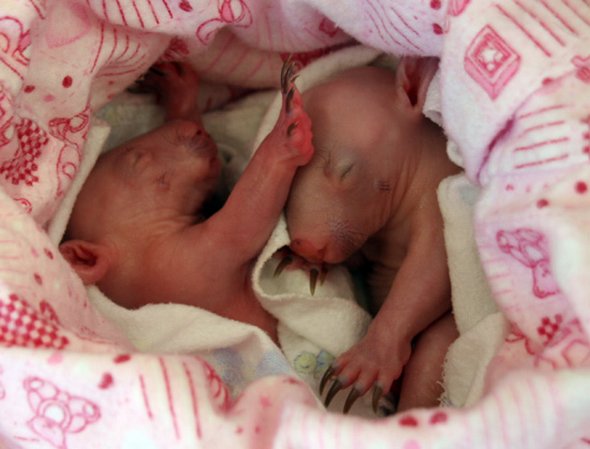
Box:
left=129, top=62, right=200, bottom=120
left=274, top=57, right=314, bottom=165
left=273, top=247, right=328, bottom=295
left=320, top=367, right=396, bottom=415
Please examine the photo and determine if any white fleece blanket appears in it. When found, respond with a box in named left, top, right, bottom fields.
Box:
left=0, top=1, right=589, bottom=449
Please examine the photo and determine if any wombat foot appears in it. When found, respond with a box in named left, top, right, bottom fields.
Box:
left=319, top=333, right=404, bottom=415
left=130, top=61, right=201, bottom=120
left=320, top=366, right=397, bottom=415
left=263, top=57, right=313, bottom=166
left=273, top=247, right=328, bottom=295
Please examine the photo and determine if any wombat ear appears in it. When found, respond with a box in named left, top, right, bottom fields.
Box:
left=395, top=56, right=439, bottom=116
left=59, top=240, right=113, bottom=285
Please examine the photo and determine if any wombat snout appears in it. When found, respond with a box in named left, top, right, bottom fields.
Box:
left=290, top=238, right=327, bottom=263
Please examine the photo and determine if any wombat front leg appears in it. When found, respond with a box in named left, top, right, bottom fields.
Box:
left=131, top=61, right=202, bottom=121
left=204, top=58, right=314, bottom=263
left=320, top=214, right=456, bottom=414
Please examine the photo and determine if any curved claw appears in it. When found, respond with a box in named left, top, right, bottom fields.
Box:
left=273, top=255, right=293, bottom=277
left=285, top=87, right=295, bottom=114
left=324, top=379, right=343, bottom=408
left=127, top=65, right=165, bottom=93
left=309, top=266, right=328, bottom=295
left=381, top=393, right=398, bottom=415
left=280, top=57, right=288, bottom=91
left=343, top=388, right=361, bottom=414
left=319, top=365, right=335, bottom=395
left=281, top=56, right=295, bottom=93
left=309, top=268, right=319, bottom=295
left=372, top=385, right=383, bottom=414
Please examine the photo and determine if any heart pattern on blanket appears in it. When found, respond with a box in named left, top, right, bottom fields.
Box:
left=179, top=0, right=193, bottom=12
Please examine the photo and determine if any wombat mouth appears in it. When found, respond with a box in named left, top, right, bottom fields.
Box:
left=197, top=175, right=229, bottom=221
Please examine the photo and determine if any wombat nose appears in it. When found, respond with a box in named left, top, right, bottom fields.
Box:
left=290, top=238, right=326, bottom=263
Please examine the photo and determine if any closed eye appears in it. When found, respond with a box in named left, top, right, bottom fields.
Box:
left=316, top=144, right=357, bottom=182
left=339, top=163, right=354, bottom=180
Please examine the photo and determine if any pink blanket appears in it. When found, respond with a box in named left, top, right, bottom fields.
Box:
left=0, top=0, right=589, bottom=448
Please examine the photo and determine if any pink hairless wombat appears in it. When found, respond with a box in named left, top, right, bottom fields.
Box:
left=284, top=58, right=461, bottom=413
left=60, top=61, right=313, bottom=346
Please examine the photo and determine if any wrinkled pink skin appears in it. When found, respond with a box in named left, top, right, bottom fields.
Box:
left=286, top=59, right=460, bottom=411
left=60, top=62, right=313, bottom=345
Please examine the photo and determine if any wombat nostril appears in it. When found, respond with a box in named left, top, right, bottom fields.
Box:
left=183, top=128, right=217, bottom=158
left=290, top=238, right=326, bottom=263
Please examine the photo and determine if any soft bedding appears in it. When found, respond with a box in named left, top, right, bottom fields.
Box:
left=0, top=0, right=589, bottom=448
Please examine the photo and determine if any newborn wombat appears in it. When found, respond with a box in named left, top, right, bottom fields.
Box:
left=285, top=58, right=460, bottom=412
